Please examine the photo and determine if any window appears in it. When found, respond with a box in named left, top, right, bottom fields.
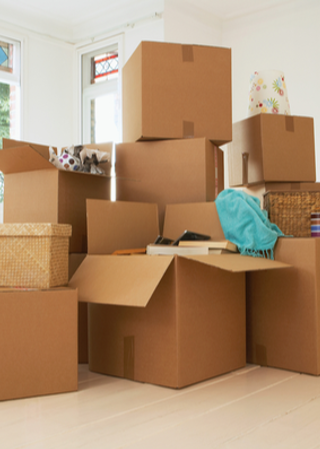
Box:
left=81, top=38, right=122, bottom=145
left=0, top=36, right=21, bottom=222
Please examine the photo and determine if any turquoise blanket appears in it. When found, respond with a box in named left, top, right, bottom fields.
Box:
left=215, top=189, right=285, bottom=259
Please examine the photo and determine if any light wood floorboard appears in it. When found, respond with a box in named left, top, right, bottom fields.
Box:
left=1, top=364, right=320, bottom=448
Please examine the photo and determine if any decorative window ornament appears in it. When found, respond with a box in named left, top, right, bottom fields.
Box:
left=91, top=52, right=118, bottom=84
left=0, top=41, right=13, bottom=73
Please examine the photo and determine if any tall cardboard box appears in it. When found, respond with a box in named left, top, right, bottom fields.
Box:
left=0, top=139, right=111, bottom=253
left=0, top=287, right=78, bottom=401
left=228, top=114, right=315, bottom=186
left=69, top=200, right=289, bottom=388
left=247, top=237, right=320, bottom=375
left=116, top=138, right=224, bottom=233
left=122, top=41, right=232, bottom=145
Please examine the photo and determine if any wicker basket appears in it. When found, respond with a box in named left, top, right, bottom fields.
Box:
left=264, top=191, right=320, bottom=237
left=0, top=223, right=72, bottom=288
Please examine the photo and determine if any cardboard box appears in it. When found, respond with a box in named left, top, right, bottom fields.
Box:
left=69, top=200, right=289, bottom=388
left=122, top=41, right=232, bottom=145
left=0, top=139, right=111, bottom=253
left=69, top=253, right=88, bottom=364
left=240, top=182, right=320, bottom=208
left=247, top=237, right=320, bottom=375
left=0, top=287, right=78, bottom=401
left=228, top=114, right=315, bottom=186
left=116, top=138, right=224, bottom=233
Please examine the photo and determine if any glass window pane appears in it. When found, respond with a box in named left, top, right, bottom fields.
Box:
left=91, top=91, right=120, bottom=143
left=0, top=41, right=13, bottom=73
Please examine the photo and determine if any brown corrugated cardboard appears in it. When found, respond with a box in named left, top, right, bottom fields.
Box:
left=69, top=200, right=289, bottom=388
left=122, top=41, right=232, bottom=145
left=0, top=139, right=111, bottom=253
left=69, top=253, right=87, bottom=364
left=247, top=237, right=320, bottom=375
left=0, top=287, right=78, bottom=401
left=228, top=114, right=315, bottom=186
left=116, top=138, right=224, bottom=233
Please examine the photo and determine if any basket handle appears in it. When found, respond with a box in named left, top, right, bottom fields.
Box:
left=241, top=152, right=249, bottom=186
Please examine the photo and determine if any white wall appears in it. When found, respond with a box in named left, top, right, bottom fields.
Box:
left=124, top=16, right=164, bottom=63
left=0, top=22, right=75, bottom=149
left=222, top=0, right=320, bottom=180
left=163, top=0, right=222, bottom=45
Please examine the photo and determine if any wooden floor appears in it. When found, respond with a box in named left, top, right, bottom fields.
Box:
left=2, top=364, right=320, bottom=448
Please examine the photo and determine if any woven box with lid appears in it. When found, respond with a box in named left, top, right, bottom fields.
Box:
left=264, top=191, right=320, bottom=237
left=0, top=223, right=72, bottom=288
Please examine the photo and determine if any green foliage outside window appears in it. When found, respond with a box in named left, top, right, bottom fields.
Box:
left=0, top=82, right=10, bottom=202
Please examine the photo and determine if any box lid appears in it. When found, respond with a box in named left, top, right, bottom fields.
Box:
left=0, top=145, right=54, bottom=174
left=0, top=223, right=72, bottom=237
left=163, top=202, right=225, bottom=241
left=184, top=253, right=290, bottom=272
left=87, top=199, right=160, bottom=254
left=69, top=252, right=290, bottom=307
left=69, top=200, right=290, bottom=307
left=69, top=254, right=174, bottom=306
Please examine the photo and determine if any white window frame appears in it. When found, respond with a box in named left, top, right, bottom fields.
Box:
left=0, top=35, right=22, bottom=139
left=76, top=34, right=124, bottom=145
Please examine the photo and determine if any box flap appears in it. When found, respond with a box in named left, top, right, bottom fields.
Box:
left=2, top=138, right=56, bottom=159
left=183, top=253, right=290, bottom=272
left=87, top=199, right=160, bottom=254
left=0, top=145, right=54, bottom=174
left=68, top=254, right=174, bottom=307
left=163, top=202, right=225, bottom=241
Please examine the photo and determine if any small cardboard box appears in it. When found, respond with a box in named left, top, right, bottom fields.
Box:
left=0, top=223, right=72, bottom=289
left=69, top=200, right=289, bottom=388
left=116, top=138, right=224, bottom=233
left=122, top=41, right=232, bottom=145
left=228, top=114, right=315, bottom=187
left=69, top=253, right=88, bottom=364
left=247, top=237, right=320, bottom=375
left=0, top=139, right=112, bottom=253
left=0, top=287, right=78, bottom=401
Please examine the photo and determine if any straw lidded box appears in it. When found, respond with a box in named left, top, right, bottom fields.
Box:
left=0, top=223, right=72, bottom=288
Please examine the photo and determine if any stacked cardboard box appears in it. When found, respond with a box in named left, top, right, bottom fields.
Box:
left=0, top=139, right=113, bottom=398
left=227, top=100, right=320, bottom=375
left=67, top=41, right=295, bottom=389
left=116, top=41, right=231, bottom=232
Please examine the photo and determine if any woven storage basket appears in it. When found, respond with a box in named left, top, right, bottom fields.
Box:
left=0, top=223, right=72, bottom=288
left=264, top=191, right=320, bottom=237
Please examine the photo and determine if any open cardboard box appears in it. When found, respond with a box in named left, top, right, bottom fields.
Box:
left=228, top=114, right=315, bottom=186
left=69, top=200, right=289, bottom=388
left=0, top=287, right=78, bottom=401
left=122, top=41, right=232, bottom=145
left=0, top=139, right=112, bottom=253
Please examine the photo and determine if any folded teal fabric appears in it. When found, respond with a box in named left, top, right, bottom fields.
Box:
left=215, top=189, right=285, bottom=259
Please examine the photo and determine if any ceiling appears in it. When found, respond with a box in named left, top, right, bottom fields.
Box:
left=0, top=0, right=294, bottom=43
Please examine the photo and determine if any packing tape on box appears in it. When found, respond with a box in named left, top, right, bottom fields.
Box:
left=182, top=45, right=194, bottom=62
left=256, top=344, right=268, bottom=366
left=242, top=152, right=249, bottom=185
left=183, top=120, right=194, bottom=138
left=124, top=336, right=135, bottom=380
left=285, top=116, right=294, bottom=132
